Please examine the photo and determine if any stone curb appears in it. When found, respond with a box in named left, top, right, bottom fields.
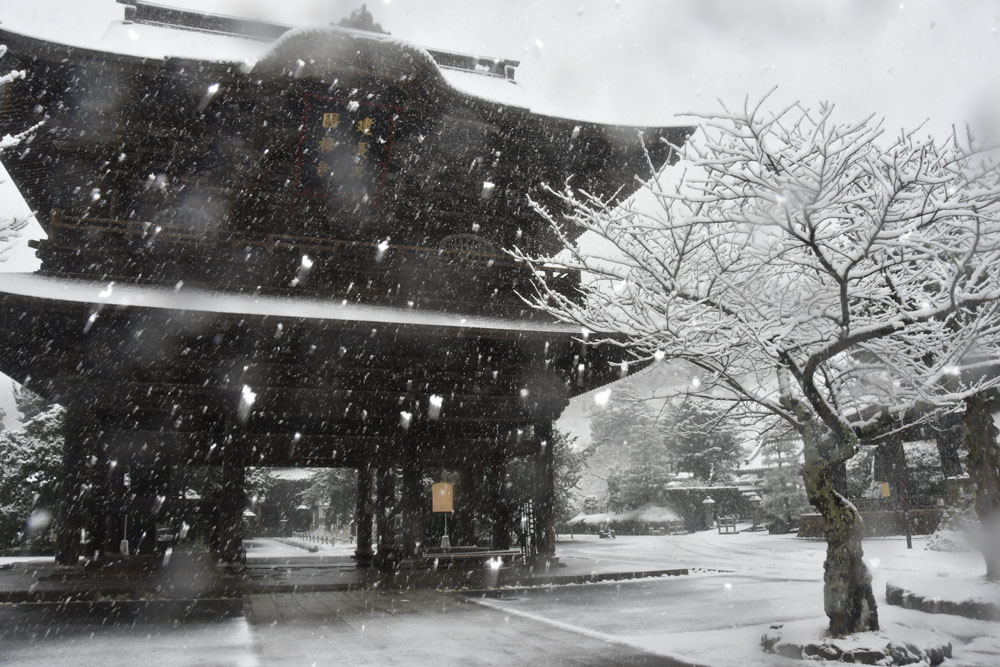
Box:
left=885, top=582, right=1000, bottom=621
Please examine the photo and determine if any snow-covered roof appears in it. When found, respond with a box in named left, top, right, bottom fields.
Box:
left=98, top=20, right=267, bottom=63
left=569, top=504, right=682, bottom=525
left=43, top=16, right=533, bottom=111
left=0, top=273, right=580, bottom=335
left=269, top=468, right=321, bottom=482
left=438, top=67, right=528, bottom=108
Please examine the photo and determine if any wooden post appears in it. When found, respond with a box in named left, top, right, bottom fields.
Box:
left=354, top=465, right=374, bottom=565
left=86, top=437, right=110, bottom=561
left=454, top=469, right=476, bottom=547
left=56, top=400, right=95, bottom=566
left=104, top=453, right=126, bottom=553
left=489, top=454, right=512, bottom=550
left=216, top=429, right=246, bottom=566
left=375, top=466, right=396, bottom=565
left=534, top=420, right=557, bottom=559
left=401, top=452, right=423, bottom=557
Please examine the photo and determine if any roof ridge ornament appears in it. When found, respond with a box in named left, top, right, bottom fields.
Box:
left=338, top=4, right=389, bottom=35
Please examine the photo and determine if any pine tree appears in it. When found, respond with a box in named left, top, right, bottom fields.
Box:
left=667, top=400, right=742, bottom=485
left=589, top=393, right=669, bottom=510
left=13, top=384, right=48, bottom=423
left=759, top=436, right=809, bottom=525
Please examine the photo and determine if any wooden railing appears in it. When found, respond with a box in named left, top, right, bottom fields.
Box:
left=32, top=210, right=581, bottom=316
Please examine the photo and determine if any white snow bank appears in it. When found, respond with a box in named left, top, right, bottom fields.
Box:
left=888, top=571, right=1000, bottom=609
left=568, top=504, right=682, bottom=525
left=0, top=273, right=579, bottom=334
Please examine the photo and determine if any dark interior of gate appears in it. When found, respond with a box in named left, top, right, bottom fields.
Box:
left=0, top=2, right=692, bottom=569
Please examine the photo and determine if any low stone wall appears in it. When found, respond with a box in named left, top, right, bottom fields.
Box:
left=886, top=583, right=1000, bottom=621
left=797, top=509, right=942, bottom=538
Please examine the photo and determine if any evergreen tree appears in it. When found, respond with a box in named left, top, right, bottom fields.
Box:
left=759, top=436, right=809, bottom=523
left=509, top=429, right=590, bottom=523
left=667, top=400, right=742, bottom=485
left=300, top=468, right=358, bottom=528
left=13, top=384, right=48, bottom=423
left=0, top=404, right=64, bottom=550
left=589, top=392, right=668, bottom=510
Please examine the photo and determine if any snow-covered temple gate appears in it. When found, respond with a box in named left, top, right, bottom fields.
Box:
left=0, top=2, right=691, bottom=567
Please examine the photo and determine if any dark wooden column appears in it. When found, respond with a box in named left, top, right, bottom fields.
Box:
left=215, top=428, right=246, bottom=566
left=354, top=464, right=374, bottom=565
left=103, top=455, right=126, bottom=554
left=453, top=469, right=476, bottom=547
left=521, top=371, right=569, bottom=563
left=86, top=425, right=110, bottom=562
left=488, top=454, right=512, bottom=550
left=56, top=399, right=97, bottom=566
left=374, top=465, right=396, bottom=565
left=401, top=451, right=424, bottom=557
left=534, top=420, right=557, bottom=559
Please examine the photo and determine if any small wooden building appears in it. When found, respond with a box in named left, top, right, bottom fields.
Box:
left=0, top=2, right=691, bottom=567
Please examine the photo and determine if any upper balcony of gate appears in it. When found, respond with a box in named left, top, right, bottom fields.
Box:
left=0, top=2, right=692, bottom=317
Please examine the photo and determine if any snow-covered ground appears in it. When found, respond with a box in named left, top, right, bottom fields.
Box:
left=530, top=530, right=996, bottom=666
left=1, top=531, right=997, bottom=666
left=245, top=536, right=355, bottom=559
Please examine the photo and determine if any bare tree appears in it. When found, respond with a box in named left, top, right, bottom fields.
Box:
left=0, top=44, right=42, bottom=262
left=515, top=98, right=1000, bottom=635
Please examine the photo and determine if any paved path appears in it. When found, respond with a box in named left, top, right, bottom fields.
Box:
left=244, top=589, right=688, bottom=667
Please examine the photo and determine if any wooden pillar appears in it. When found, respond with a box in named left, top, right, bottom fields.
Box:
left=85, top=430, right=111, bottom=562
left=56, top=401, right=96, bottom=566
left=215, top=431, right=246, bottom=565
left=534, top=420, right=557, bottom=559
left=489, top=455, right=512, bottom=550
left=453, top=469, right=476, bottom=547
left=354, top=465, right=374, bottom=565
left=401, top=453, right=424, bottom=557
left=375, top=465, right=396, bottom=564
left=521, top=371, right=568, bottom=561
left=103, top=457, right=126, bottom=553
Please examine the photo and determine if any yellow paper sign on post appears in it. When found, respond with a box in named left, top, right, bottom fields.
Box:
left=432, top=482, right=454, bottom=513
left=881, top=482, right=891, bottom=498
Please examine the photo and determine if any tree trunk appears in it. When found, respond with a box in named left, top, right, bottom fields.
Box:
left=801, top=422, right=879, bottom=635
left=963, top=392, right=1000, bottom=581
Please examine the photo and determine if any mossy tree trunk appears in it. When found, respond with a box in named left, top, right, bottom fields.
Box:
left=801, top=419, right=879, bottom=635
left=963, top=392, right=1000, bottom=581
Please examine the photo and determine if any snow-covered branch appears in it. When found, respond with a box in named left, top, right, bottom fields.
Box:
left=515, top=99, right=1000, bottom=444
left=0, top=43, right=42, bottom=261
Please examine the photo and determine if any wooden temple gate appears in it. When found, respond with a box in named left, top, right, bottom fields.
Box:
left=0, top=3, right=690, bottom=567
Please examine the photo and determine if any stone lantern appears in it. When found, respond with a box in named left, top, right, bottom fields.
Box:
left=702, top=496, right=716, bottom=530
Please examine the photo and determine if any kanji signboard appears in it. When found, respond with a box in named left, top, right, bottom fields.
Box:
left=295, top=93, right=399, bottom=210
